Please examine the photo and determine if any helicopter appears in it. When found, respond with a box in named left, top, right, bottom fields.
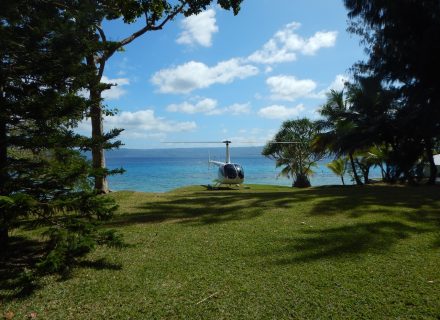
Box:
left=206, top=140, right=304, bottom=187
left=164, top=140, right=301, bottom=188
left=208, top=140, right=245, bottom=187
left=164, top=140, right=244, bottom=187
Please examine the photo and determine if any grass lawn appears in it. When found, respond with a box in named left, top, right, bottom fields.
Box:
left=2, top=184, right=440, bottom=319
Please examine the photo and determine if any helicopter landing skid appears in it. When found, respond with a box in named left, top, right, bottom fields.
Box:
left=207, top=183, right=241, bottom=190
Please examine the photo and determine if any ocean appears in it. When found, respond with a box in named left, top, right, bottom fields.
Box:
left=103, top=147, right=379, bottom=192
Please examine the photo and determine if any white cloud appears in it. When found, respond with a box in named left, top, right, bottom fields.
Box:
left=101, top=76, right=130, bottom=100
left=78, top=109, right=196, bottom=139
left=106, top=109, right=196, bottom=133
left=265, top=66, right=273, bottom=73
left=167, top=98, right=218, bottom=114
left=248, top=39, right=297, bottom=64
left=167, top=98, right=251, bottom=116
left=267, top=74, right=350, bottom=102
left=176, top=9, right=218, bottom=47
left=225, top=103, right=251, bottom=115
left=152, top=21, right=337, bottom=95
left=302, top=31, right=338, bottom=55
left=267, top=75, right=317, bottom=101
left=116, top=57, right=130, bottom=76
left=258, top=104, right=305, bottom=119
left=208, top=102, right=251, bottom=115
left=247, top=22, right=337, bottom=64
left=310, top=74, right=350, bottom=99
left=151, top=59, right=259, bottom=94
left=326, top=74, right=349, bottom=92
left=225, top=128, right=279, bottom=146
left=77, top=76, right=130, bottom=100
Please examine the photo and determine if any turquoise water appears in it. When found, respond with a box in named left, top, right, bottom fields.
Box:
left=104, top=147, right=379, bottom=192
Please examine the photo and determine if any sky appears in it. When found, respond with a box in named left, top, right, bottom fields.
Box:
left=78, top=0, right=366, bottom=149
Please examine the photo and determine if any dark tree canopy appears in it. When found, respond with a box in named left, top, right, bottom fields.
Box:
left=344, top=0, right=440, bottom=183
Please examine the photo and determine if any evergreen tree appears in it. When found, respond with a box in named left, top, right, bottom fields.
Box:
left=0, top=0, right=120, bottom=272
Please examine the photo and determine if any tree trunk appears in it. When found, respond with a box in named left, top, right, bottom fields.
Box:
left=341, top=175, right=345, bottom=185
left=384, top=162, right=394, bottom=183
left=379, top=163, right=385, bottom=180
left=0, top=225, right=8, bottom=250
left=293, top=173, right=311, bottom=188
left=0, top=116, right=9, bottom=249
left=349, top=152, right=363, bottom=185
left=0, top=116, right=7, bottom=194
left=90, top=88, right=109, bottom=194
left=426, top=140, right=437, bottom=185
left=363, top=167, right=370, bottom=184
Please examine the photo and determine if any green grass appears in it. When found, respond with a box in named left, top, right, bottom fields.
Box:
left=2, top=184, right=440, bottom=319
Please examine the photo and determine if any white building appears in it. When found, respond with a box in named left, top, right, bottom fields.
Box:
left=435, top=154, right=440, bottom=167
left=423, top=154, right=440, bottom=180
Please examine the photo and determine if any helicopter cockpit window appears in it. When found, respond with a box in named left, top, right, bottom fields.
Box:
left=224, top=164, right=237, bottom=179
left=234, top=164, right=244, bottom=179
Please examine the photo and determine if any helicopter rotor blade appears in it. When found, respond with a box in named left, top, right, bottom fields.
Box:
left=267, top=141, right=302, bottom=144
left=162, top=140, right=302, bottom=145
left=162, top=141, right=225, bottom=144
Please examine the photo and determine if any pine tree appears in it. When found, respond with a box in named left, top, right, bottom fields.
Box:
left=0, top=0, right=120, bottom=272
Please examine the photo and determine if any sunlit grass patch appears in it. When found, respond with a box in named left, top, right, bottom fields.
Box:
left=2, top=184, right=440, bottom=319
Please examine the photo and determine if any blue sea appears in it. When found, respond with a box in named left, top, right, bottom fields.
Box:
left=103, top=147, right=380, bottom=192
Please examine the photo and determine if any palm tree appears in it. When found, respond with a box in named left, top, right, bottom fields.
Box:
left=314, top=89, right=364, bottom=185
left=326, top=158, right=347, bottom=185
left=274, top=149, right=317, bottom=187
left=262, top=119, right=324, bottom=188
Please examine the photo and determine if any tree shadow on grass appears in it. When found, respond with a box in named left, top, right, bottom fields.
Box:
left=109, top=185, right=440, bottom=229
left=0, top=236, right=122, bottom=302
left=257, top=185, right=440, bottom=264
left=306, top=185, right=440, bottom=221
left=109, top=185, right=439, bottom=263
left=264, top=221, right=430, bottom=264
left=76, top=258, right=122, bottom=271
left=107, top=190, right=303, bottom=227
left=0, top=237, right=44, bottom=300
left=432, top=237, right=440, bottom=248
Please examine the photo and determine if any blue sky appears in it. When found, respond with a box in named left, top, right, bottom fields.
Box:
left=79, top=0, right=365, bottom=149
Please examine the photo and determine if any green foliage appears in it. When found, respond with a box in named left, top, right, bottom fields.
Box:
left=38, top=222, right=97, bottom=274
left=3, top=149, right=120, bottom=273
left=314, top=90, right=355, bottom=156
left=97, top=229, right=126, bottom=248
left=316, top=76, right=429, bottom=184
left=326, top=158, right=347, bottom=185
left=0, top=0, right=123, bottom=273
left=344, top=0, right=440, bottom=183
left=263, top=119, right=324, bottom=188
left=315, top=89, right=364, bottom=185
left=0, top=194, right=36, bottom=238
left=37, top=218, right=122, bottom=274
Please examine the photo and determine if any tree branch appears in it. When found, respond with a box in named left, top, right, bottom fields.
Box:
left=105, top=1, right=188, bottom=61
left=96, top=25, right=107, bottom=80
